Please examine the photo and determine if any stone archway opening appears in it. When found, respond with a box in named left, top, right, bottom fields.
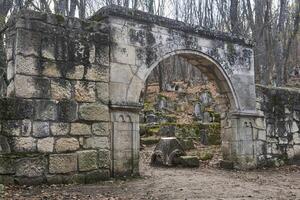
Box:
left=137, top=50, right=237, bottom=170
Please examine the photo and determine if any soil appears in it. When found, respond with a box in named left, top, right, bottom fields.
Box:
left=4, top=146, right=300, bottom=200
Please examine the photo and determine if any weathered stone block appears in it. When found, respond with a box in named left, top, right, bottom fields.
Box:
left=37, top=137, right=54, bottom=153
left=74, top=81, right=96, bottom=102
left=84, top=169, right=110, bottom=183
left=15, top=157, right=46, bottom=177
left=0, top=156, right=15, bottom=174
left=58, top=100, right=78, bottom=122
left=34, top=100, right=57, bottom=121
left=14, top=75, right=50, bottom=98
left=15, top=55, right=39, bottom=75
left=55, top=138, right=80, bottom=153
left=51, top=79, right=72, bottom=100
left=178, top=156, right=200, bottom=168
left=83, top=137, right=109, bottom=149
left=96, top=82, right=109, bottom=103
left=50, top=123, right=70, bottom=136
left=98, top=149, right=111, bottom=169
left=92, top=122, right=110, bottom=136
left=85, top=65, right=109, bottom=82
left=16, top=29, right=41, bottom=56
left=111, top=44, right=136, bottom=65
left=78, top=150, right=98, bottom=172
left=13, top=137, right=36, bottom=152
left=78, top=103, right=109, bottom=121
left=0, top=98, right=34, bottom=120
left=70, top=123, right=92, bottom=136
left=66, top=65, right=85, bottom=80
left=0, top=136, right=11, bottom=153
left=7, top=61, right=14, bottom=81
left=32, top=122, right=50, bottom=138
left=2, top=120, right=21, bottom=136
left=42, top=61, right=61, bottom=77
left=49, top=154, right=77, bottom=174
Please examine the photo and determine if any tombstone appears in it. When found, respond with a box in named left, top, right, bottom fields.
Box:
left=199, top=129, right=208, bottom=145
left=194, top=103, right=203, bottom=120
left=166, top=83, right=175, bottom=92
left=157, top=98, right=166, bottom=110
left=203, top=112, right=212, bottom=123
left=199, top=92, right=212, bottom=107
left=145, top=113, right=158, bottom=123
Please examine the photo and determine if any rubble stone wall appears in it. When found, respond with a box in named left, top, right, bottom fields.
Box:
left=0, top=10, right=111, bottom=185
left=256, top=85, right=300, bottom=166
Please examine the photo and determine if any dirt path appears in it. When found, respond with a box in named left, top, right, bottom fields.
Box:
left=4, top=147, right=300, bottom=200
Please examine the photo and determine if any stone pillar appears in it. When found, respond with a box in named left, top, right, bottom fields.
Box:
left=110, top=105, right=140, bottom=177
left=222, top=112, right=266, bottom=169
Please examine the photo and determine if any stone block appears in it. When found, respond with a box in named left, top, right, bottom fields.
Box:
left=78, top=103, right=109, bottom=121
left=42, top=61, right=61, bottom=77
left=16, top=29, right=41, bottom=56
left=14, top=75, right=50, bottom=98
left=7, top=61, right=14, bottom=81
left=0, top=156, right=15, bottom=174
left=70, top=123, right=92, bottom=136
left=96, top=82, right=109, bottom=104
left=85, top=65, right=109, bottom=82
left=83, top=137, right=109, bottom=149
left=15, top=55, right=39, bottom=76
left=58, top=100, right=78, bottom=122
left=15, top=157, right=46, bottom=177
left=66, top=65, right=85, bottom=80
left=51, top=79, right=72, bottom=100
left=0, top=98, right=34, bottom=120
left=178, top=156, right=200, bottom=168
left=111, top=44, right=136, bottom=65
left=0, top=136, right=11, bottom=153
left=50, top=123, right=70, bottom=136
left=74, top=81, right=96, bottom=102
left=32, top=122, right=50, bottom=138
left=2, top=120, right=21, bottom=136
left=34, top=100, right=57, bottom=121
left=92, top=122, right=110, bottom=136
left=98, top=149, right=111, bottom=169
left=37, top=137, right=54, bottom=153
left=49, top=154, right=78, bottom=174
left=78, top=150, right=98, bottom=172
left=84, top=170, right=110, bottom=183
left=55, top=138, right=80, bottom=153
left=110, top=63, right=135, bottom=84
left=13, top=137, right=36, bottom=152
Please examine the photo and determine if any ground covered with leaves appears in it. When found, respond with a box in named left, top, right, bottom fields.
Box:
left=3, top=146, right=300, bottom=200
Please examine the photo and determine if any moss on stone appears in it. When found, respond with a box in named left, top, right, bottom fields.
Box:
left=141, top=136, right=160, bottom=145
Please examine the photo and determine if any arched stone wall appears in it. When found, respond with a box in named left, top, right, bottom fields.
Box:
left=0, top=6, right=267, bottom=185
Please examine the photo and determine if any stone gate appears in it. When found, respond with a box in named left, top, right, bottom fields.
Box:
left=0, top=5, right=267, bottom=185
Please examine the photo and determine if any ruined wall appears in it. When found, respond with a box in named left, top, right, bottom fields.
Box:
left=256, top=85, right=300, bottom=166
left=0, top=10, right=112, bottom=185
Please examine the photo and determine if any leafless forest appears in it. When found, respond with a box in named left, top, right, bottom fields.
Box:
left=0, top=0, right=299, bottom=95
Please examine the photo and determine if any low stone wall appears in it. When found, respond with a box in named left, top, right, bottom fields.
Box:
left=0, top=10, right=112, bottom=185
left=256, top=85, right=300, bottom=166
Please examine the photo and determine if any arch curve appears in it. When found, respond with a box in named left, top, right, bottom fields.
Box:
left=127, top=49, right=240, bottom=111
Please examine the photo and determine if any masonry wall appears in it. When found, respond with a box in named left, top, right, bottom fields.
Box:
left=0, top=10, right=112, bottom=185
left=256, top=85, right=300, bottom=166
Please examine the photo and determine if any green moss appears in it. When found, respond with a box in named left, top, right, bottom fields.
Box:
left=199, top=152, right=214, bottom=161
left=141, top=136, right=160, bottom=145
left=55, top=14, right=65, bottom=24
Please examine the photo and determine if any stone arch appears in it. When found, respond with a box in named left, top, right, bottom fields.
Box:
left=127, top=49, right=239, bottom=112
